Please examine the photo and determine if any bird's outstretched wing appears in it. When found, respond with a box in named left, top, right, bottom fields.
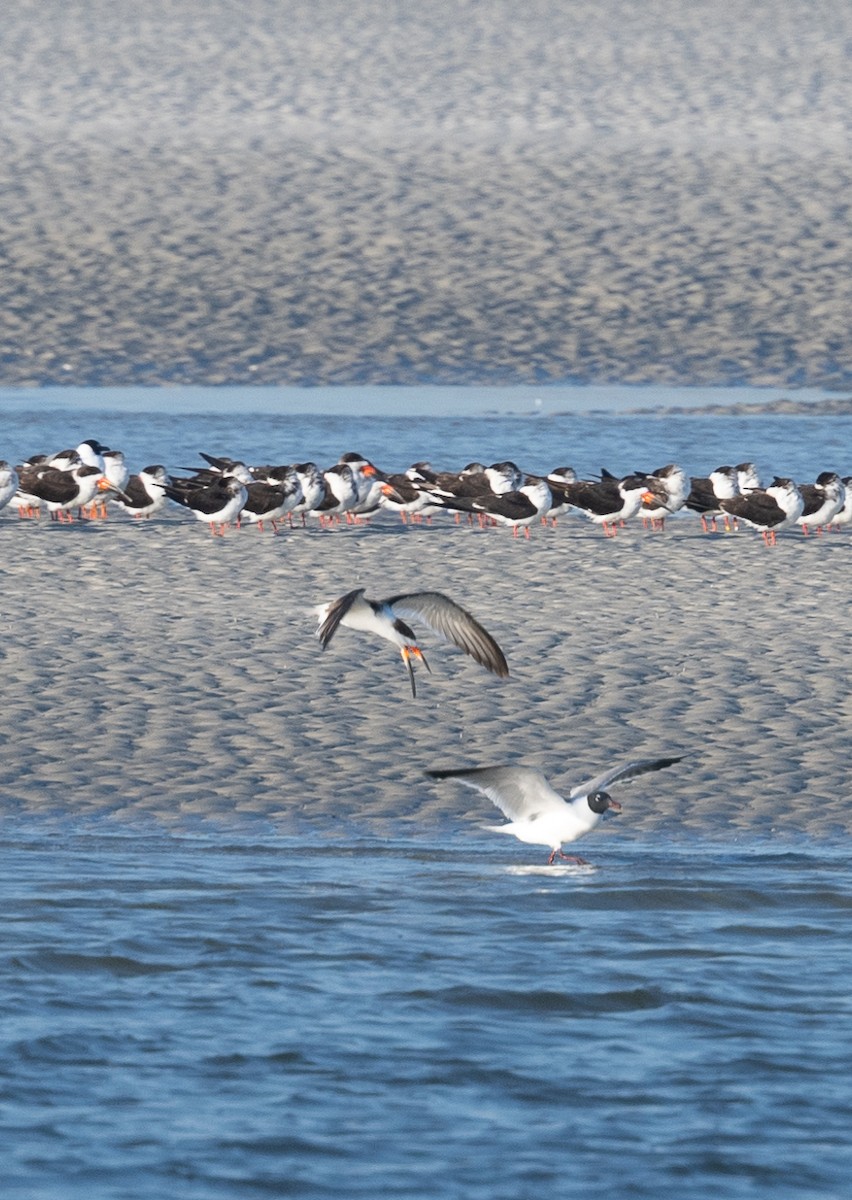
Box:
left=383, top=592, right=508, bottom=677
left=568, top=756, right=683, bottom=799
left=315, top=588, right=365, bottom=649
left=426, top=766, right=566, bottom=821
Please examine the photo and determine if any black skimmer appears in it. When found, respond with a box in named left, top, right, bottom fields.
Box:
left=638, top=464, right=689, bottom=530
left=290, top=463, right=327, bottom=525
left=719, top=477, right=804, bottom=545
left=110, top=466, right=172, bottom=519
left=16, top=465, right=128, bottom=522
left=76, top=439, right=110, bottom=469
left=314, top=588, right=509, bottom=698
left=0, top=462, right=19, bottom=514
left=469, top=477, right=553, bottom=537
left=378, top=472, right=436, bottom=523
left=86, top=448, right=130, bottom=517
left=543, top=468, right=578, bottom=524
left=312, top=464, right=360, bottom=526
left=180, top=455, right=255, bottom=486
left=831, top=477, right=852, bottom=530
left=736, top=462, right=762, bottom=493
left=685, top=466, right=740, bottom=532
left=795, top=472, right=846, bottom=535
left=427, top=756, right=682, bottom=865
left=337, top=452, right=394, bottom=517
left=240, top=468, right=303, bottom=532
left=561, top=471, right=653, bottom=536
left=162, top=475, right=248, bottom=535
left=414, top=461, right=524, bottom=521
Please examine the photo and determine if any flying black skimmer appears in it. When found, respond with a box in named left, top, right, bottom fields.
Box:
left=426, top=756, right=683, bottom=865
left=0, top=462, right=19, bottom=514
left=561, top=471, right=653, bottom=536
left=162, top=474, right=248, bottom=534
left=314, top=588, right=509, bottom=697
left=15, top=465, right=129, bottom=522
left=719, top=477, right=804, bottom=545
left=685, top=466, right=741, bottom=532
left=110, top=466, right=172, bottom=518
left=795, top=472, right=846, bottom=535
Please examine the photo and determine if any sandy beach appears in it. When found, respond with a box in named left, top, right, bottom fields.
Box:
left=2, top=1, right=852, bottom=390
left=2, top=505, right=849, bottom=841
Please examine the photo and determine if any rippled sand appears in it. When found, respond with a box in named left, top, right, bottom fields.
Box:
left=2, top=1, right=852, bottom=388
left=2, top=506, right=849, bottom=840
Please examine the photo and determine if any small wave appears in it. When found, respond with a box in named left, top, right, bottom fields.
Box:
left=406, top=983, right=666, bottom=1015
left=13, top=950, right=179, bottom=977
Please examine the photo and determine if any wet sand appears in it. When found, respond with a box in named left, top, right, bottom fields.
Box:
left=2, top=1, right=852, bottom=390
left=2, top=507, right=849, bottom=842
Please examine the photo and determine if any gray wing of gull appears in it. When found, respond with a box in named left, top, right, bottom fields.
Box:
left=316, top=588, right=365, bottom=649
left=568, top=756, right=683, bottom=800
left=383, top=591, right=509, bottom=677
left=426, top=766, right=567, bottom=822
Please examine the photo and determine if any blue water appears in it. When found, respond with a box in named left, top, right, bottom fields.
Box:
left=3, top=826, right=852, bottom=1199
left=2, top=395, right=851, bottom=484
left=2, top=390, right=852, bottom=1198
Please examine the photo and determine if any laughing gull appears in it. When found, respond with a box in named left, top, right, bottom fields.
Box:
left=427, top=756, right=683, bottom=864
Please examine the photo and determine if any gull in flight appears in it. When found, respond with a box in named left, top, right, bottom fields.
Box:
left=314, top=588, right=508, bottom=697
left=427, top=756, right=683, bottom=864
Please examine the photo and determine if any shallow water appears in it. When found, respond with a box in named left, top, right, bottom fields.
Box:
left=3, top=821, right=852, bottom=1199
left=2, top=392, right=851, bottom=483
left=2, top=392, right=852, bottom=1197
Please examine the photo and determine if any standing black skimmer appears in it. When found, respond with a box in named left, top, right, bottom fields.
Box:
left=719, top=477, right=804, bottom=545
left=76, top=439, right=110, bottom=469
left=470, top=477, right=553, bottom=537
left=110, top=466, right=172, bottom=518
left=561, top=472, right=653, bottom=536
left=426, top=756, right=682, bottom=865
left=16, top=465, right=128, bottom=522
left=544, top=468, right=579, bottom=524
left=638, top=464, right=689, bottom=531
left=378, top=471, right=436, bottom=523
left=736, top=462, right=762, bottom=493
left=685, top=466, right=741, bottom=532
left=414, top=461, right=524, bottom=522
left=831, top=477, right=852, bottom=530
left=337, top=452, right=395, bottom=517
left=795, top=472, right=846, bottom=535
left=0, top=462, right=19, bottom=514
left=240, top=468, right=303, bottom=532
left=290, top=463, right=327, bottom=525
left=312, top=464, right=360, bottom=526
left=314, top=588, right=509, bottom=698
left=162, top=474, right=248, bottom=535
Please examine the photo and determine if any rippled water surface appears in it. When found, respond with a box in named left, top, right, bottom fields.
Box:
left=3, top=823, right=852, bottom=1199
